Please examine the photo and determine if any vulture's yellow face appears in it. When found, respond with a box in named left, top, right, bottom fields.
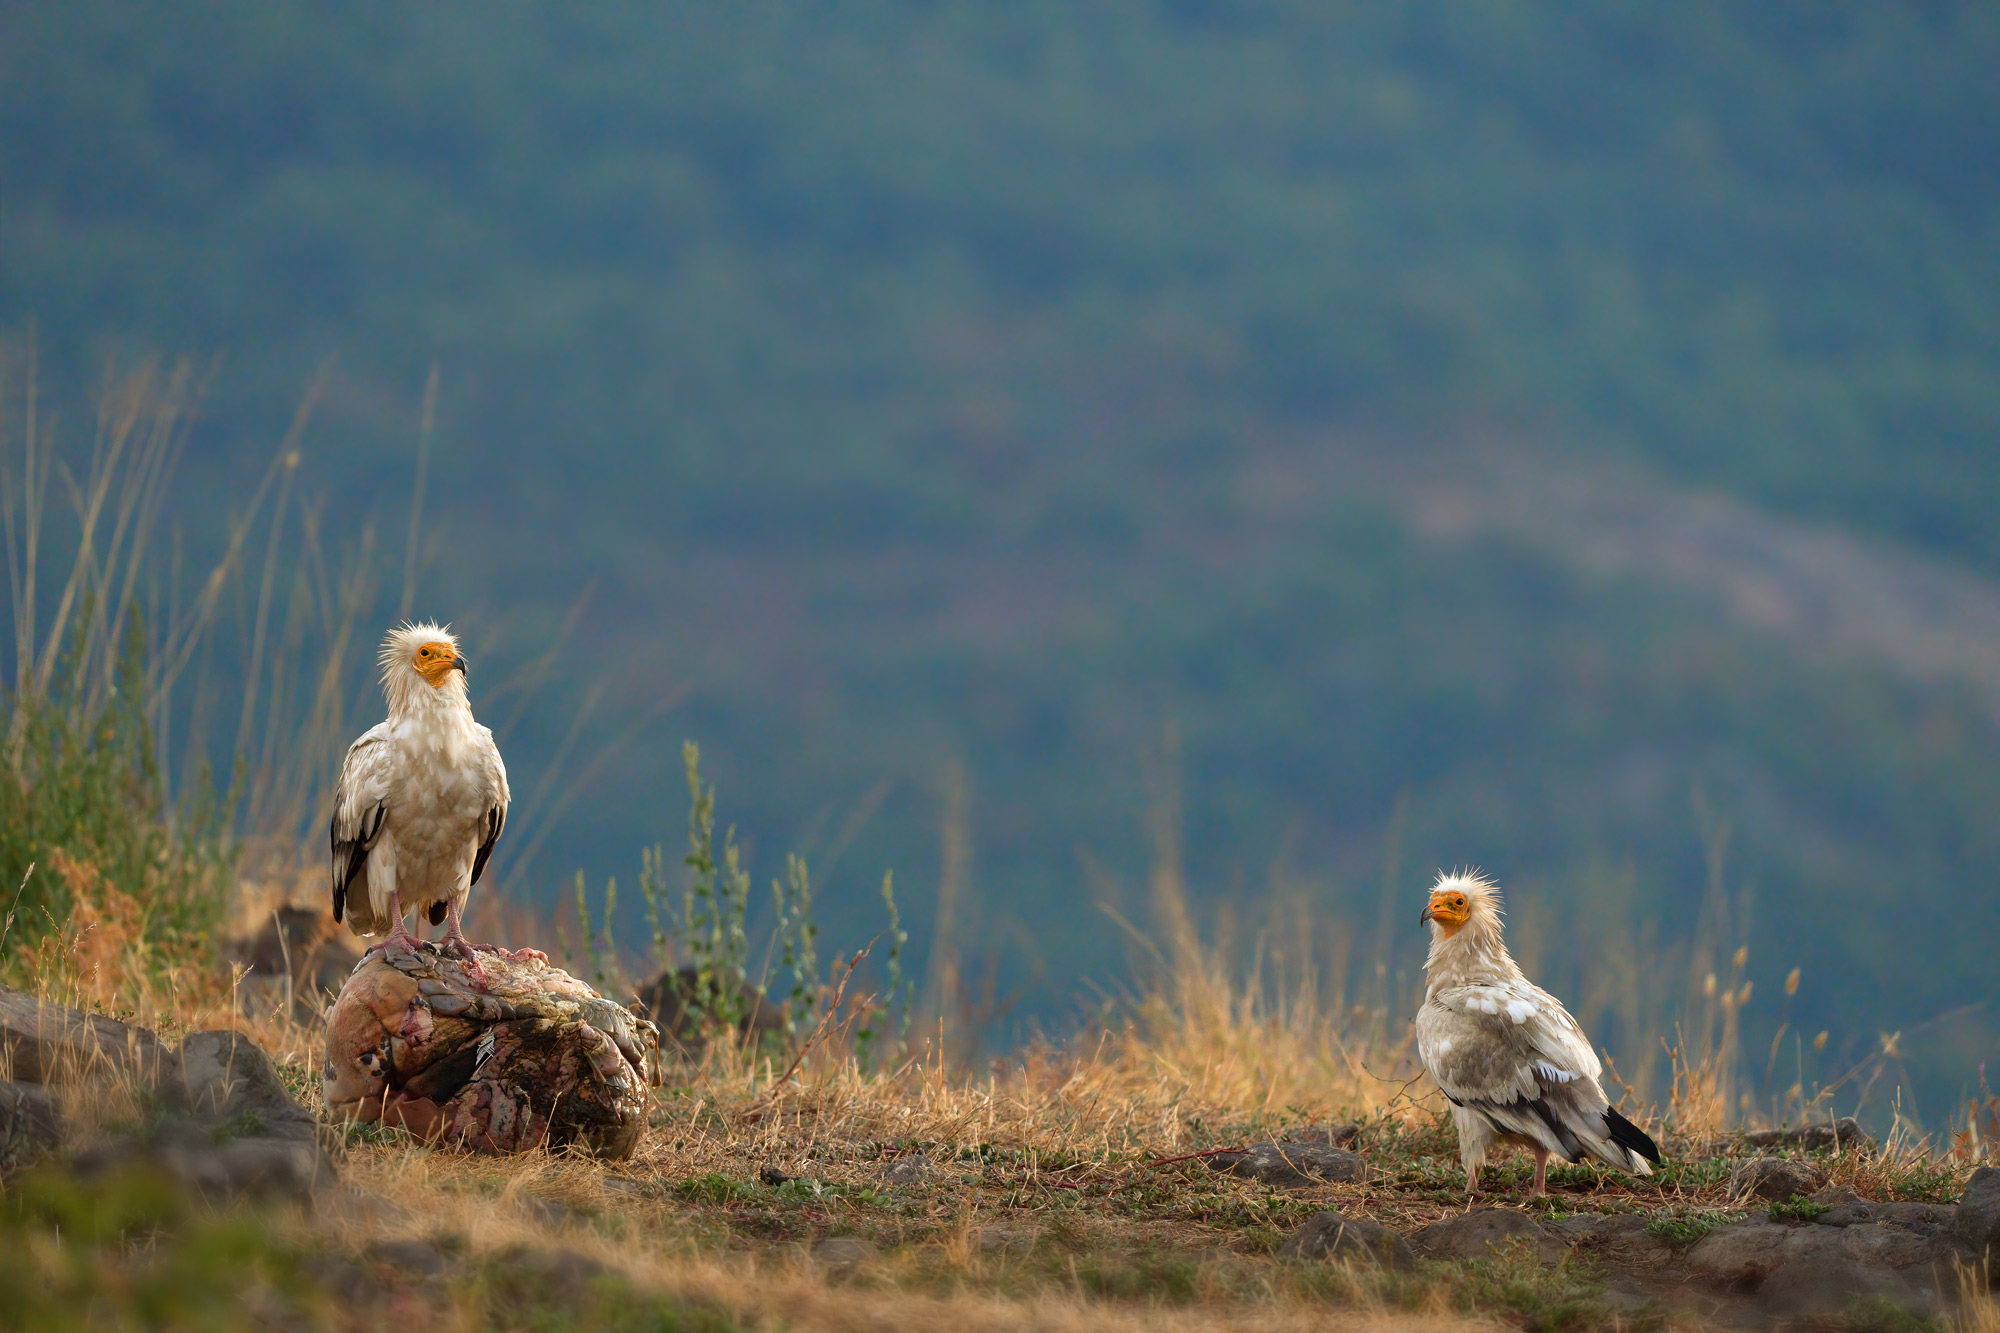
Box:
left=1421, top=886, right=1472, bottom=935
left=412, top=640, right=463, bottom=688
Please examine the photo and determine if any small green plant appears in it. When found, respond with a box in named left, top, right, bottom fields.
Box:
left=770, top=852, right=818, bottom=1036
left=856, top=870, right=914, bottom=1065
left=570, top=869, right=624, bottom=996
left=1768, top=1193, right=1828, bottom=1224
left=678, top=742, right=752, bottom=1031
left=1647, top=1209, right=1731, bottom=1248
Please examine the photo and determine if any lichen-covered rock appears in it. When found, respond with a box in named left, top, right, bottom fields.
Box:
left=1277, top=1211, right=1414, bottom=1268
left=1211, top=1140, right=1366, bottom=1188
left=1413, top=1208, right=1566, bottom=1264
left=323, top=945, right=659, bottom=1160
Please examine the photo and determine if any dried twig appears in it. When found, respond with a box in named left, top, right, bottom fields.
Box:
left=1142, top=1145, right=1247, bottom=1170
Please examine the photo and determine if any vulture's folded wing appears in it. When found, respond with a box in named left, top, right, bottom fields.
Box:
left=330, top=724, right=395, bottom=926
left=1417, top=981, right=1608, bottom=1162
left=467, top=725, right=510, bottom=888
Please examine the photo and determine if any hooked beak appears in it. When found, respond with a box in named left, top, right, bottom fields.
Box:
left=1419, top=903, right=1435, bottom=926
left=452, top=655, right=468, bottom=676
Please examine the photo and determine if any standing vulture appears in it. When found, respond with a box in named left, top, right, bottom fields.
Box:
left=1416, top=871, right=1661, bottom=1196
left=331, top=623, right=518, bottom=978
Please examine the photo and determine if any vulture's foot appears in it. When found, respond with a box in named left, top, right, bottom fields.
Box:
left=366, top=922, right=424, bottom=962
left=441, top=933, right=494, bottom=986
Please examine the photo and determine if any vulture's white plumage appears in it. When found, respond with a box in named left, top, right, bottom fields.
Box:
left=330, top=623, right=511, bottom=972
left=1415, top=872, right=1661, bottom=1196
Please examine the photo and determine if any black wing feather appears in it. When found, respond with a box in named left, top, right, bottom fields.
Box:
left=1604, top=1107, right=1663, bottom=1165
left=1471, top=1094, right=1586, bottom=1163
left=330, top=801, right=385, bottom=924
left=469, top=804, right=506, bottom=887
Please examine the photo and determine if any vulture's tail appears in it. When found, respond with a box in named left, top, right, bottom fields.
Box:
left=1602, top=1107, right=1662, bottom=1170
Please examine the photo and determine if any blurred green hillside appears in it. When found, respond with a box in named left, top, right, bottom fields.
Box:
left=4, top=3, right=1997, bottom=1115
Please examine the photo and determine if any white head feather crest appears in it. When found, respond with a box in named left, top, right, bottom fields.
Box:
left=377, top=621, right=466, bottom=710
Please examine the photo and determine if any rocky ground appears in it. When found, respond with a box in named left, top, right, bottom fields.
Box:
left=3, top=973, right=1996, bottom=1332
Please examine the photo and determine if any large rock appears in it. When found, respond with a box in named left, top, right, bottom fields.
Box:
left=1277, top=1211, right=1414, bottom=1268
left=0, top=985, right=328, bottom=1200
left=1211, top=1140, right=1366, bottom=1188
left=1413, top=1208, right=1566, bottom=1264
left=0, top=1080, right=62, bottom=1169
left=71, top=1029, right=335, bottom=1203
left=149, top=1030, right=333, bottom=1202
left=1688, top=1218, right=1972, bottom=1319
left=1958, top=1166, right=2000, bottom=1277
left=1542, top=1211, right=1676, bottom=1270
left=0, top=984, right=166, bottom=1084
left=324, top=945, right=659, bottom=1160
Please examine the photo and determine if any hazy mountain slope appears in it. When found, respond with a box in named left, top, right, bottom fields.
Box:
left=3, top=3, right=1996, bottom=1111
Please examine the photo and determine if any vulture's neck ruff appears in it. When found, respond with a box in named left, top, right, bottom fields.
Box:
left=1422, top=873, right=1521, bottom=996
left=378, top=621, right=480, bottom=755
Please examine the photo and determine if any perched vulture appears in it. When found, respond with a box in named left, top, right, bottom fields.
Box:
left=331, top=623, right=518, bottom=978
left=1415, top=872, right=1660, bottom=1196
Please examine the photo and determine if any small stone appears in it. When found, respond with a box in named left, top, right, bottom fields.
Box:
left=877, top=1155, right=938, bottom=1187
left=811, top=1235, right=879, bottom=1281
left=1688, top=1216, right=1971, bottom=1319
left=1276, top=1211, right=1414, bottom=1268
left=1413, top=1208, right=1566, bottom=1264
left=1754, top=1226, right=1953, bottom=1319
left=1213, top=1141, right=1365, bottom=1189
left=1729, top=1156, right=1826, bottom=1203
left=224, top=905, right=361, bottom=1006
left=1808, top=1183, right=1862, bottom=1206
left=168, top=1031, right=319, bottom=1136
